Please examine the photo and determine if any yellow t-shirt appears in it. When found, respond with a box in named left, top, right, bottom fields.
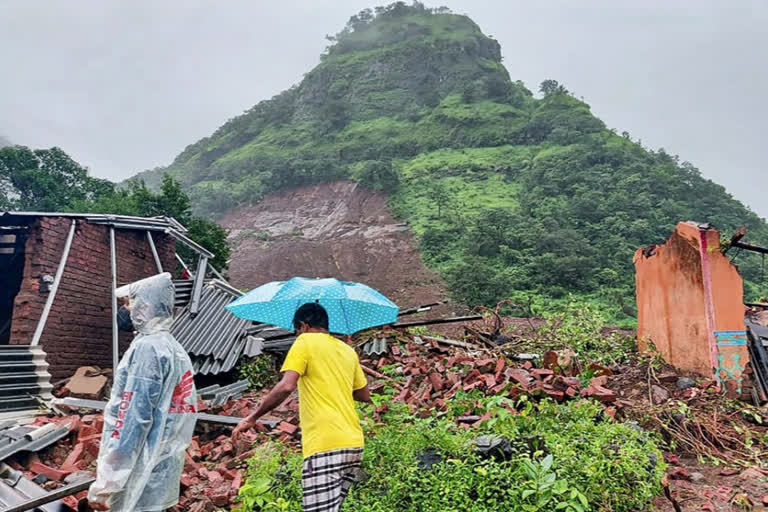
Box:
left=280, top=332, right=367, bottom=458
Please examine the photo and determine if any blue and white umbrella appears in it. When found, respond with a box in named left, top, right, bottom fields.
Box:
left=225, top=277, right=399, bottom=335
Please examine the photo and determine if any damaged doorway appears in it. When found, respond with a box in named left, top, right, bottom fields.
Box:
left=0, top=226, right=27, bottom=344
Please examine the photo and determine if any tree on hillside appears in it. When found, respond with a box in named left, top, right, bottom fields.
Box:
left=539, top=79, right=569, bottom=97
left=0, top=145, right=229, bottom=272
left=0, top=145, right=113, bottom=211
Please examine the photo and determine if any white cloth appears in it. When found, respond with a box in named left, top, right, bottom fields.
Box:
left=88, top=273, right=197, bottom=512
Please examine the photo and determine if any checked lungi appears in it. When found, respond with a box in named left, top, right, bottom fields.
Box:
left=302, top=447, right=363, bottom=512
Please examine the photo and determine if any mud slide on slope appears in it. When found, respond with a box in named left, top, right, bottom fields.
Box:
left=219, top=181, right=448, bottom=307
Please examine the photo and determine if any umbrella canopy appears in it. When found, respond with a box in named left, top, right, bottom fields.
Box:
left=225, top=277, right=399, bottom=335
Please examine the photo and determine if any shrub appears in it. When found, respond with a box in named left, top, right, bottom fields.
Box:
left=238, top=355, right=277, bottom=390
left=235, top=400, right=665, bottom=512
left=536, top=299, right=637, bottom=365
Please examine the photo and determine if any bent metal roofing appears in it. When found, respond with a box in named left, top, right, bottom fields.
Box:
left=173, top=280, right=253, bottom=375
left=0, top=212, right=186, bottom=231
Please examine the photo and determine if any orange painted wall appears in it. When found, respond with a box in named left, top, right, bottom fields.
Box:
left=635, top=222, right=747, bottom=392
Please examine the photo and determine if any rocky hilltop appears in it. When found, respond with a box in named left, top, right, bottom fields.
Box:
left=133, top=2, right=768, bottom=317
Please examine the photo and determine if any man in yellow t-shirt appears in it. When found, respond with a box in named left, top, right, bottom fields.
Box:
left=232, top=303, right=371, bottom=512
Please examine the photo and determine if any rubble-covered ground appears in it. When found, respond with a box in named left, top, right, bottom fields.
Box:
left=9, top=305, right=768, bottom=511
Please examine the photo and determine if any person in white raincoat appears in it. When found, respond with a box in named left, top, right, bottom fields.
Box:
left=88, top=273, right=197, bottom=512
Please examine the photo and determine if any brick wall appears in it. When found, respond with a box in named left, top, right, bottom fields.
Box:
left=10, top=217, right=176, bottom=380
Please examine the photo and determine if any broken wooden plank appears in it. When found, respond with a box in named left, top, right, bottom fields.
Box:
left=422, top=335, right=480, bottom=350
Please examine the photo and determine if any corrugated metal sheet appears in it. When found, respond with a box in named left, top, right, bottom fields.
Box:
left=0, top=463, right=74, bottom=512
left=0, top=421, right=70, bottom=461
left=173, top=280, right=252, bottom=375
left=0, top=346, right=53, bottom=413
left=245, top=324, right=296, bottom=354
left=0, top=212, right=185, bottom=232
left=243, top=337, right=265, bottom=358
left=198, top=379, right=250, bottom=406
left=363, top=338, right=389, bottom=356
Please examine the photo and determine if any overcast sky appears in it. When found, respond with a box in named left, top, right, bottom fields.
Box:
left=1, top=1, right=766, bottom=217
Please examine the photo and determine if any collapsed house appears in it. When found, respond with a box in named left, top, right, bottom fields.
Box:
left=634, top=221, right=768, bottom=402
left=0, top=212, right=258, bottom=416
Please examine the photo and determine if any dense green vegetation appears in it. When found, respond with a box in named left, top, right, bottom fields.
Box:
left=132, top=1, right=768, bottom=315
left=235, top=399, right=665, bottom=512
left=0, top=145, right=230, bottom=270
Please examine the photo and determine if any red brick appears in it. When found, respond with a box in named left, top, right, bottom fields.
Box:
left=277, top=422, right=297, bottom=435
left=77, top=424, right=97, bottom=442
left=494, top=357, right=505, bottom=372
left=60, top=443, right=86, bottom=471
left=491, top=383, right=507, bottom=394
left=587, top=363, right=613, bottom=377
left=231, top=470, right=243, bottom=492
left=462, top=381, right=482, bottom=392
left=61, top=496, right=79, bottom=510
left=561, top=377, right=582, bottom=388
left=505, top=369, right=532, bottom=387
left=180, top=474, right=194, bottom=489
left=581, top=385, right=616, bottom=403
left=544, top=389, right=565, bottom=401
left=531, top=369, right=554, bottom=380
left=667, top=467, right=691, bottom=481
left=200, top=443, right=214, bottom=457
left=444, top=381, right=462, bottom=399
left=429, top=373, right=444, bottom=391
left=211, top=441, right=234, bottom=461
left=82, top=439, right=100, bottom=458
left=211, top=490, right=230, bottom=507
left=476, top=358, right=496, bottom=373
left=188, top=438, right=201, bottom=460
left=30, top=462, right=71, bottom=482
left=464, top=369, right=481, bottom=384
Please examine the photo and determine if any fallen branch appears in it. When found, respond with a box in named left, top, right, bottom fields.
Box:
left=422, top=335, right=482, bottom=351
left=464, top=325, right=497, bottom=349
left=362, top=365, right=404, bottom=391
left=662, top=476, right=682, bottom=512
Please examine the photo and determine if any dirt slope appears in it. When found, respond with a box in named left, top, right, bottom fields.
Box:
left=219, top=181, right=448, bottom=307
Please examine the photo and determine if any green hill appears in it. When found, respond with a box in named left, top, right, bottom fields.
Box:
left=133, top=2, right=768, bottom=321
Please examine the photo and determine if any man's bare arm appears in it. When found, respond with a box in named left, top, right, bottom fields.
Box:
left=232, top=371, right=299, bottom=442
left=353, top=385, right=371, bottom=403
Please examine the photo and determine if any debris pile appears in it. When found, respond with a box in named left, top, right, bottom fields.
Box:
left=0, top=390, right=300, bottom=511
left=610, top=360, right=768, bottom=467
left=4, top=315, right=768, bottom=511
left=357, top=338, right=622, bottom=416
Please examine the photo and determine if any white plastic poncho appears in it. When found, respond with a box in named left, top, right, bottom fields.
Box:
left=88, top=273, right=197, bottom=512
